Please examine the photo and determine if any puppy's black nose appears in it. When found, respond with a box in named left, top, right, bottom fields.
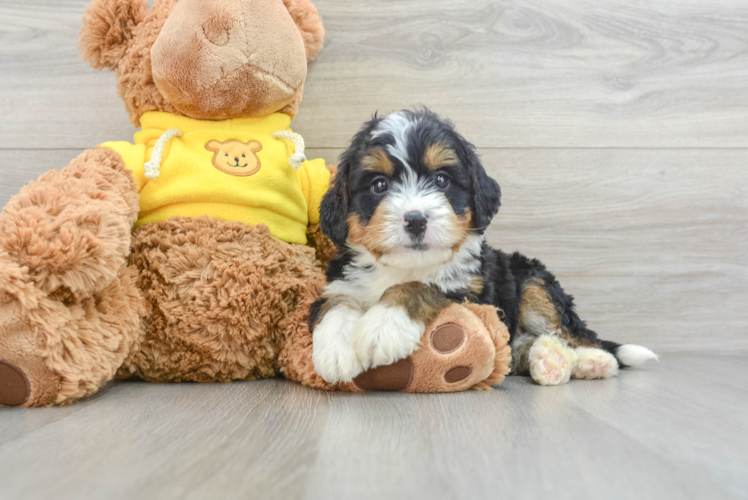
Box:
left=404, top=211, right=428, bottom=237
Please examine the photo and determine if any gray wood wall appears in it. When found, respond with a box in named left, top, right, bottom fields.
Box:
left=1, top=0, right=746, bottom=353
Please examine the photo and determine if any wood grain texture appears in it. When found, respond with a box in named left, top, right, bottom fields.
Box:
left=1, top=148, right=746, bottom=353
left=0, top=353, right=747, bottom=500
left=2, top=0, right=748, bottom=148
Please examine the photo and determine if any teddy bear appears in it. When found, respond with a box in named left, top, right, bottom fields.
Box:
left=0, top=0, right=511, bottom=407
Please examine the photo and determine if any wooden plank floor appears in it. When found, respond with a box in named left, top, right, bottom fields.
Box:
left=1, top=0, right=747, bottom=498
left=0, top=353, right=747, bottom=500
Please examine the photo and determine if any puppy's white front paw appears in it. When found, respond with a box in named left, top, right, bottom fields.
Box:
left=313, top=307, right=364, bottom=384
left=572, top=347, right=619, bottom=380
left=529, top=335, right=577, bottom=386
left=352, top=304, right=425, bottom=371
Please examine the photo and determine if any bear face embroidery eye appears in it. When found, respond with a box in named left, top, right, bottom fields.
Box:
left=435, top=173, right=450, bottom=189
left=242, top=154, right=245, bottom=158
left=371, top=177, right=389, bottom=195
left=225, top=153, right=229, bottom=157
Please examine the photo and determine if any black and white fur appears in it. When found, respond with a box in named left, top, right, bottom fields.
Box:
left=311, top=109, right=657, bottom=385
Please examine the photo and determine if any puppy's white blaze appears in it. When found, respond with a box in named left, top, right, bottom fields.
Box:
left=372, top=111, right=417, bottom=168
left=312, top=306, right=364, bottom=383
left=380, top=172, right=474, bottom=265
left=387, top=172, right=450, bottom=243
left=616, top=344, right=659, bottom=366
left=352, top=304, right=424, bottom=370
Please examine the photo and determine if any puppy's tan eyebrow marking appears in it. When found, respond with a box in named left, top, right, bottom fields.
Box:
left=361, top=148, right=393, bottom=175
left=424, top=142, right=458, bottom=171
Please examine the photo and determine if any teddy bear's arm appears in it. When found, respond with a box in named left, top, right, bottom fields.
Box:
left=0, top=147, right=144, bottom=406
left=100, top=141, right=149, bottom=190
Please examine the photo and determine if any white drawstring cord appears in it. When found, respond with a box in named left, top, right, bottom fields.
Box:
left=144, top=129, right=183, bottom=180
left=272, top=130, right=306, bottom=169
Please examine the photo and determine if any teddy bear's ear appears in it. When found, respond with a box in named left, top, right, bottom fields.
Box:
left=281, top=0, right=325, bottom=62
left=79, top=0, right=149, bottom=70
left=247, top=141, right=263, bottom=152
left=205, top=140, right=222, bottom=152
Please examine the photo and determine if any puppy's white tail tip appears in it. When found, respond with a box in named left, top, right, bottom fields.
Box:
left=617, top=344, right=659, bottom=367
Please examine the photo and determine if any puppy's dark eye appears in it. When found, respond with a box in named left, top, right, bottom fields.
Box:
left=435, top=173, right=450, bottom=189
left=371, top=177, right=389, bottom=194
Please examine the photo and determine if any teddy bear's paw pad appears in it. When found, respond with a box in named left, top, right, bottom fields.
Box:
left=0, top=360, right=30, bottom=407
left=529, top=335, right=576, bottom=386
left=444, top=365, right=473, bottom=384
left=353, top=358, right=414, bottom=391
left=572, top=348, right=619, bottom=380
left=430, top=324, right=466, bottom=354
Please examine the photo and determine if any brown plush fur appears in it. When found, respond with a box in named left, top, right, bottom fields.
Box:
left=306, top=223, right=338, bottom=267
left=121, top=217, right=325, bottom=383
left=0, top=148, right=139, bottom=297
left=85, top=0, right=182, bottom=125
left=0, top=149, right=145, bottom=406
left=151, top=0, right=308, bottom=120
left=79, top=0, right=149, bottom=70
left=278, top=294, right=336, bottom=391
left=462, top=302, right=512, bottom=388
left=406, top=304, right=496, bottom=393
left=79, top=0, right=324, bottom=124
left=342, top=303, right=511, bottom=393
left=281, top=0, right=325, bottom=61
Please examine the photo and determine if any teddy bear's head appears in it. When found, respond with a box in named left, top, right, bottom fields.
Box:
left=79, top=0, right=324, bottom=124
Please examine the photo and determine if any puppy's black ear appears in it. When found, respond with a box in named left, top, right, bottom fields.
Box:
left=320, top=115, right=382, bottom=246
left=453, top=133, right=501, bottom=232
left=319, top=162, right=350, bottom=246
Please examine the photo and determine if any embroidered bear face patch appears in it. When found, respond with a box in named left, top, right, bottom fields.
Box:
left=205, top=140, right=262, bottom=176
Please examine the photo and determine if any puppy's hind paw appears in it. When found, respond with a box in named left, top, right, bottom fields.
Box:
left=529, top=335, right=576, bottom=386
left=572, top=348, right=619, bottom=380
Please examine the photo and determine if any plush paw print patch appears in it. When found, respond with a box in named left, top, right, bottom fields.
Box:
left=351, top=303, right=502, bottom=393
left=205, top=140, right=262, bottom=176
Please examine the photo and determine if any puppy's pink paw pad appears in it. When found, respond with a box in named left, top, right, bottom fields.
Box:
left=572, top=348, right=619, bottom=380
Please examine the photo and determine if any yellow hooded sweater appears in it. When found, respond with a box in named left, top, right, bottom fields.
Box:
left=102, top=111, right=330, bottom=245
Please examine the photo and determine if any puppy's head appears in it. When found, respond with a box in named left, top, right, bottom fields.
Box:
left=321, top=109, right=501, bottom=268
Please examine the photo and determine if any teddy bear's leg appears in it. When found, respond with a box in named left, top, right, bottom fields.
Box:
left=349, top=300, right=511, bottom=393
left=278, top=294, right=338, bottom=391
left=279, top=282, right=511, bottom=394
left=0, top=148, right=145, bottom=406
left=122, top=217, right=329, bottom=385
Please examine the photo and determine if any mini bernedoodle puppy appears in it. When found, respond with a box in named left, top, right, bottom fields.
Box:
left=310, top=108, right=657, bottom=387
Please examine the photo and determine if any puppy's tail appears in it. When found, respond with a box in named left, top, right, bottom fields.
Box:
left=601, top=340, right=659, bottom=368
